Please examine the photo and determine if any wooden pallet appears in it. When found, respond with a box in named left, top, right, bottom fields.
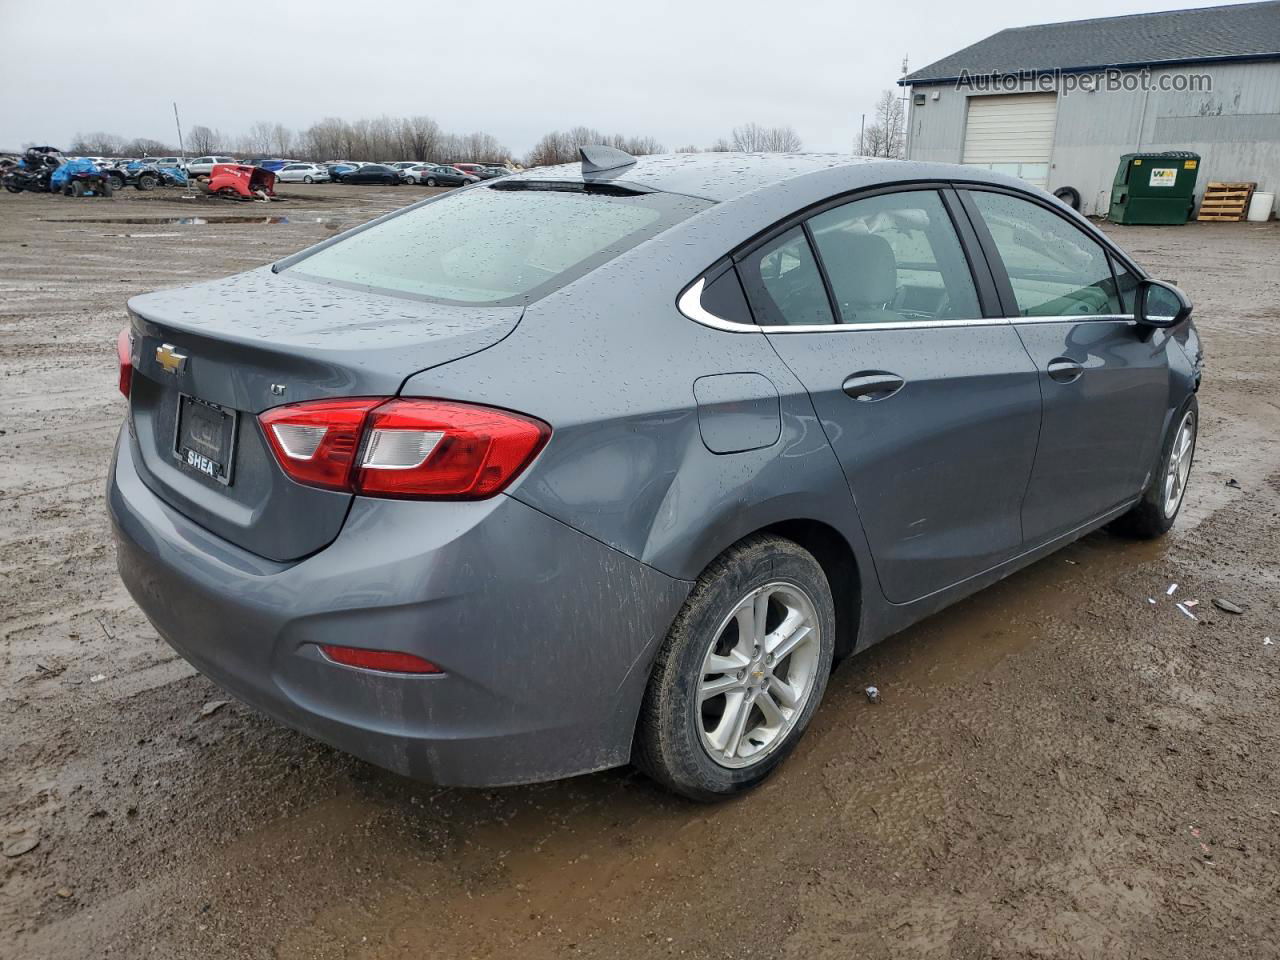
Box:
left=1197, top=181, right=1256, bottom=221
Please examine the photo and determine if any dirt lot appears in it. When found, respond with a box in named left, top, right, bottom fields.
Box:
left=1, top=182, right=1278, bottom=960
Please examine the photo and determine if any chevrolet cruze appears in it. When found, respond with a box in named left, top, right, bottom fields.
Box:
left=109, top=148, right=1202, bottom=800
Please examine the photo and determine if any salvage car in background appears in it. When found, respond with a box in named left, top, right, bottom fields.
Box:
left=198, top=163, right=278, bottom=200
left=186, top=156, right=239, bottom=177
left=339, top=163, right=402, bottom=185
left=325, top=163, right=358, bottom=182
left=411, top=164, right=476, bottom=187
left=110, top=148, right=1202, bottom=801
left=276, top=163, right=331, bottom=183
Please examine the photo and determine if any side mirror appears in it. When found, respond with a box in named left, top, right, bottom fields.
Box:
left=1136, top=279, right=1192, bottom=328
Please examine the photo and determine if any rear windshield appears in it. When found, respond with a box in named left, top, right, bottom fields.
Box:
left=286, top=183, right=710, bottom=305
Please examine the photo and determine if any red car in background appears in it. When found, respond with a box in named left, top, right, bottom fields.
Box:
left=202, top=164, right=278, bottom=200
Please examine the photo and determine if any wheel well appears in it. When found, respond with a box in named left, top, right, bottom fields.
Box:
left=760, top=519, right=861, bottom=661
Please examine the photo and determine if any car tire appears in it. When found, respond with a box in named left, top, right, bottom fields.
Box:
left=136, top=173, right=158, bottom=191
left=425, top=177, right=437, bottom=187
left=633, top=534, right=836, bottom=801
left=106, top=172, right=125, bottom=191
left=303, top=175, right=313, bottom=183
left=1053, top=186, right=1082, bottom=211
left=1110, top=395, right=1198, bottom=539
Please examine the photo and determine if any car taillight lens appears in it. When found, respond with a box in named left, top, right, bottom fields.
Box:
left=320, top=645, right=442, bottom=674
left=117, top=328, right=133, bottom=397
left=258, top=397, right=550, bottom=499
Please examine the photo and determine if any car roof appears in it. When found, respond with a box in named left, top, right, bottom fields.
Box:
left=500, top=152, right=1032, bottom=202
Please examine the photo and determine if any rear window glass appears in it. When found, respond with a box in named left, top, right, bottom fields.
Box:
left=287, top=183, right=710, bottom=304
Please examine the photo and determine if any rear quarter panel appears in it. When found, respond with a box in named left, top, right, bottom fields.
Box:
left=397, top=211, right=878, bottom=589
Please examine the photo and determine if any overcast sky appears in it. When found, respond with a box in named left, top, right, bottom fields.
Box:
left=0, top=0, right=1239, bottom=157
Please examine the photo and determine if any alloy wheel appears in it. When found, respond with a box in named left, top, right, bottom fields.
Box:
left=1163, top=409, right=1196, bottom=518
left=697, top=582, right=822, bottom=769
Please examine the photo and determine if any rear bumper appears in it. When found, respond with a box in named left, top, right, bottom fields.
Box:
left=108, top=429, right=690, bottom=786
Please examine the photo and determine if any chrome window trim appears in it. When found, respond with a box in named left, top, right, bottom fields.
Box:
left=676, top=277, right=760, bottom=333
left=1010, top=314, right=1137, bottom=326
left=678, top=274, right=1139, bottom=334
left=760, top=316, right=1007, bottom=333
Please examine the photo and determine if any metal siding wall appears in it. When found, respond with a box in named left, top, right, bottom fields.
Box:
left=907, top=61, right=1280, bottom=217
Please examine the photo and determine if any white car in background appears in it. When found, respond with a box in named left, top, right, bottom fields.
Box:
left=186, top=156, right=239, bottom=176
left=399, top=163, right=439, bottom=184
left=275, top=163, right=331, bottom=183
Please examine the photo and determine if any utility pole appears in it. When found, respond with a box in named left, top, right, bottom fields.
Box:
left=173, top=102, right=186, bottom=163
left=859, top=113, right=865, bottom=156
left=173, top=102, right=195, bottom=198
left=900, top=55, right=912, bottom=159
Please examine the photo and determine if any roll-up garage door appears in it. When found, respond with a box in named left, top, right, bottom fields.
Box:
left=962, top=93, right=1057, bottom=188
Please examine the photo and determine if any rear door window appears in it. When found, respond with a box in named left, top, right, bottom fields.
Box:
left=288, top=183, right=710, bottom=305
left=808, top=190, right=981, bottom=323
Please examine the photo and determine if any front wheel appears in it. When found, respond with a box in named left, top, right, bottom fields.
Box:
left=303, top=175, right=313, bottom=183
left=634, top=535, right=835, bottom=801
left=1110, top=396, right=1198, bottom=539
left=136, top=173, right=158, bottom=191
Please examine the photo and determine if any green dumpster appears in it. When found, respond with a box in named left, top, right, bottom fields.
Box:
left=1109, top=151, right=1200, bottom=225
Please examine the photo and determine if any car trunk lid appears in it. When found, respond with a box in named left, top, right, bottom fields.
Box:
left=125, top=267, right=521, bottom=562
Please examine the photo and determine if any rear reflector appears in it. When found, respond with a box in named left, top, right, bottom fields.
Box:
left=258, top=397, right=550, bottom=499
left=117, top=328, right=133, bottom=398
left=319, top=645, right=443, bottom=674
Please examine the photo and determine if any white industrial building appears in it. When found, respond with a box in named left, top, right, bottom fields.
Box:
left=899, top=1, right=1280, bottom=216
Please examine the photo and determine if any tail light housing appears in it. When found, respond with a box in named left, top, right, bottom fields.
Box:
left=259, top=397, right=550, bottom=499
left=117, top=328, right=133, bottom=397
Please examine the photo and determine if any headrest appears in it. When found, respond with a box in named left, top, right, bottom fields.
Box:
left=819, top=232, right=897, bottom=305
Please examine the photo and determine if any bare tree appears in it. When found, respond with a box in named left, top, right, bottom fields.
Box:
left=726, top=123, right=802, bottom=152
left=399, top=115, right=441, bottom=161
left=121, top=138, right=172, bottom=157
left=865, top=90, right=906, bottom=159
left=186, top=125, right=222, bottom=154
left=708, top=137, right=733, bottom=152
left=269, top=123, right=294, bottom=157
left=69, top=131, right=125, bottom=155
left=241, top=121, right=275, bottom=157
left=524, top=127, right=664, bottom=167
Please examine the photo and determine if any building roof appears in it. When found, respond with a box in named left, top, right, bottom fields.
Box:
left=901, top=1, right=1280, bottom=85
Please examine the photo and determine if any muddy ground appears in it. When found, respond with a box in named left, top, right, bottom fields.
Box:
left=1, top=182, right=1277, bottom=960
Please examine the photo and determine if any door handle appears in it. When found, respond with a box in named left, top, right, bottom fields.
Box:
left=842, top=371, right=905, bottom=402
left=1046, top=357, right=1084, bottom=383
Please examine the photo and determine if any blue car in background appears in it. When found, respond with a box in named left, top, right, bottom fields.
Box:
left=326, top=163, right=359, bottom=182
left=244, top=158, right=289, bottom=173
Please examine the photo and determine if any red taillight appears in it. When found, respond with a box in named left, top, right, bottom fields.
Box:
left=259, top=398, right=381, bottom=491
left=117, top=328, right=133, bottom=397
left=320, top=645, right=443, bottom=674
left=258, top=397, right=550, bottom=499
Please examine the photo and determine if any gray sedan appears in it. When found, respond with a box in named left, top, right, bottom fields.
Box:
left=109, top=148, right=1201, bottom=800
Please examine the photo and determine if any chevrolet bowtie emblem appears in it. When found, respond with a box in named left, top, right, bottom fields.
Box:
left=156, top=343, right=187, bottom=375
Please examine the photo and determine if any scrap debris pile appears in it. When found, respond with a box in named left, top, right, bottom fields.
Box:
left=1, top=146, right=114, bottom=197
left=1, top=147, right=279, bottom=201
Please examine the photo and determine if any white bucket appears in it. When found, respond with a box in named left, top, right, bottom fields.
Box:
left=1247, top=191, right=1275, bottom=222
